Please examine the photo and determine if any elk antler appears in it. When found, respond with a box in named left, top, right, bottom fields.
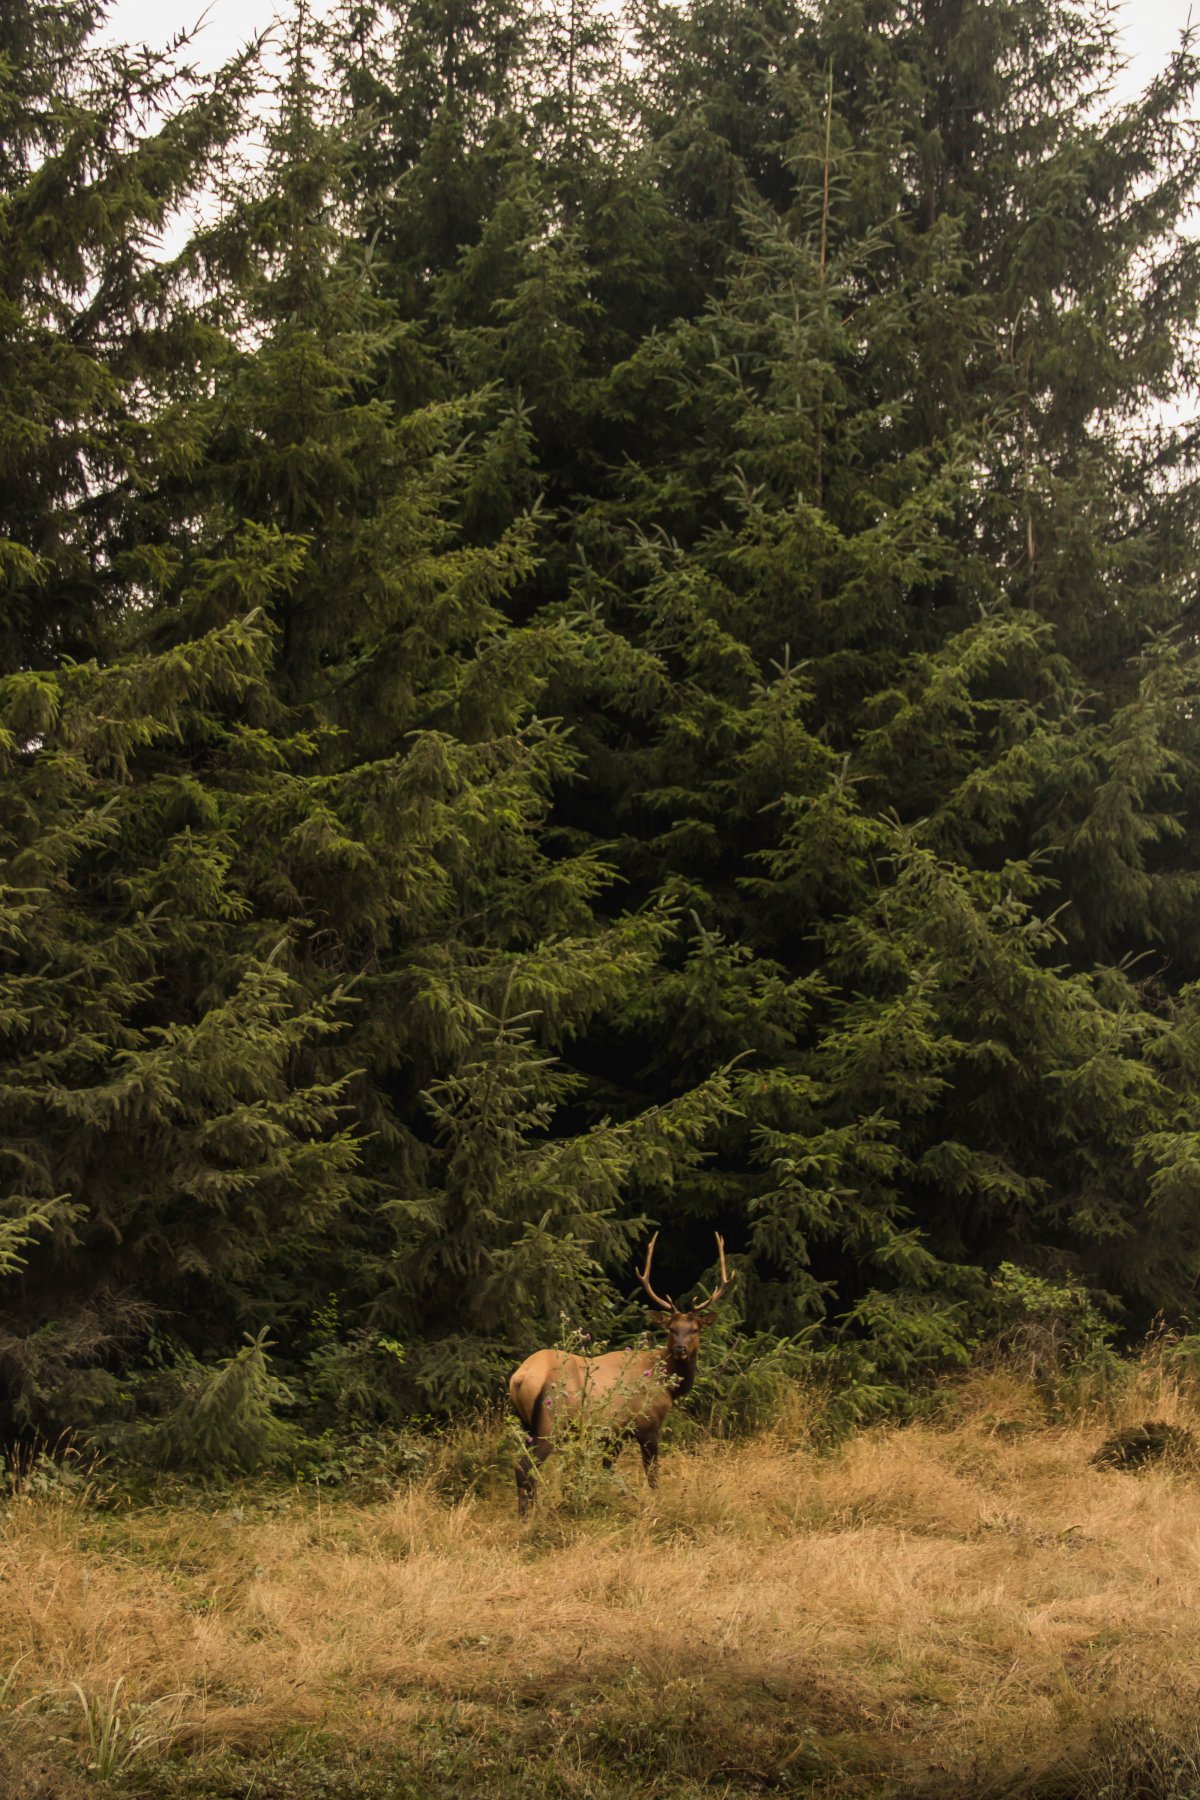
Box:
left=637, top=1232, right=676, bottom=1312
left=692, top=1233, right=735, bottom=1312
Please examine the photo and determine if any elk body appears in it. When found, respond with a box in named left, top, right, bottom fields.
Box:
left=508, top=1233, right=734, bottom=1515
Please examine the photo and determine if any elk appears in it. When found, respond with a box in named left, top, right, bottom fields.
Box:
left=508, top=1233, right=734, bottom=1515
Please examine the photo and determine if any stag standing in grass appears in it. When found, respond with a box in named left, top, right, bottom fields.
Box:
left=508, top=1233, right=735, bottom=1515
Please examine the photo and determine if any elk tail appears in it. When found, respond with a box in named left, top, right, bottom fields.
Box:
left=510, top=1369, right=553, bottom=1445
left=526, top=1379, right=554, bottom=1446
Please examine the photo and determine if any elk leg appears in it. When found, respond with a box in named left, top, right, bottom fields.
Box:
left=516, top=1433, right=552, bottom=1517
left=640, top=1434, right=659, bottom=1489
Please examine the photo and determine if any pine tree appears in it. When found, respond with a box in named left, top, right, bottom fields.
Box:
left=0, top=568, right=366, bottom=1437
left=0, top=0, right=740, bottom=1444
left=0, top=2, right=361, bottom=1437
left=529, top=0, right=1200, bottom=1373
left=11, top=0, right=1200, bottom=1450
left=333, top=0, right=531, bottom=314
left=0, top=0, right=258, bottom=669
left=309, top=0, right=770, bottom=1402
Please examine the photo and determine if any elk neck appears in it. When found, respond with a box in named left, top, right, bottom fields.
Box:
left=663, top=1341, right=697, bottom=1399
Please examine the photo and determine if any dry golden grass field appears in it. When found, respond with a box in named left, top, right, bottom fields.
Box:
left=5, top=1368, right=1200, bottom=1799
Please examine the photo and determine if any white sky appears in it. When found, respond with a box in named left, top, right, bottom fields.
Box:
left=103, top=0, right=1197, bottom=96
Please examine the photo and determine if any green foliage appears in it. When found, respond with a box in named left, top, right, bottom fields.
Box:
left=984, top=1261, right=1123, bottom=1407
left=5, top=0, right=1200, bottom=1460
left=0, top=0, right=259, bottom=667
left=0, top=1198, right=77, bottom=1281
left=147, top=1330, right=299, bottom=1477
left=683, top=1314, right=818, bottom=1439
left=301, top=1296, right=408, bottom=1431
left=295, top=1425, right=432, bottom=1495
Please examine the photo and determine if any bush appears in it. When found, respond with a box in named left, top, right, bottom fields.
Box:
left=981, top=1262, right=1123, bottom=1411
left=144, top=1329, right=299, bottom=1477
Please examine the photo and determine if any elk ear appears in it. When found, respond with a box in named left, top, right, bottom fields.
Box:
left=649, top=1309, right=675, bottom=1326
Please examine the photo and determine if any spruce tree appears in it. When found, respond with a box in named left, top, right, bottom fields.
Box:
left=11, top=0, right=1200, bottom=1449
left=241, top=9, right=739, bottom=1408
left=530, top=0, right=1200, bottom=1370
left=0, top=0, right=739, bottom=1437
left=0, top=3, right=363, bottom=1438
left=0, top=0, right=258, bottom=670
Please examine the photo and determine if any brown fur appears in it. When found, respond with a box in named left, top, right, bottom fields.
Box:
left=509, top=1335, right=695, bottom=1513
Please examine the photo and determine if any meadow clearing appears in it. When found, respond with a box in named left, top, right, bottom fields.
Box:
left=4, top=1367, right=1200, bottom=1799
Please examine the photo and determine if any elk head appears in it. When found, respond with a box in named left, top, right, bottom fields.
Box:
left=637, top=1230, right=735, bottom=1364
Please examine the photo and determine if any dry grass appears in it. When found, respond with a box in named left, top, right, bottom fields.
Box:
left=5, top=1365, right=1200, bottom=1796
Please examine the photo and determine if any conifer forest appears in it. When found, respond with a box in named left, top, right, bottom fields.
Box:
left=5, top=0, right=1200, bottom=1476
